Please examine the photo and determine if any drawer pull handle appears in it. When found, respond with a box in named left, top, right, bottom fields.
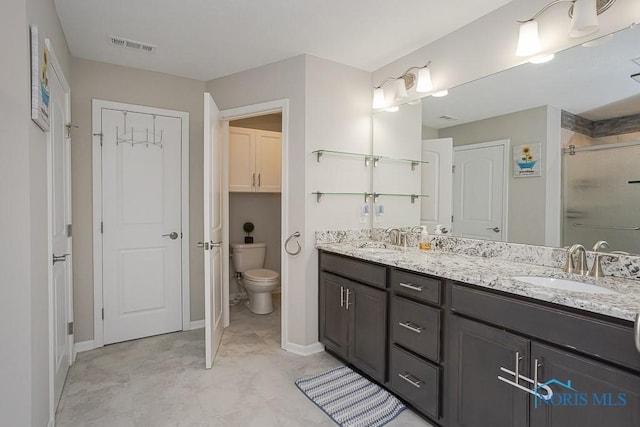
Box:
left=399, top=282, right=423, bottom=292
left=398, top=321, right=423, bottom=334
left=398, top=373, right=422, bottom=388
left=635, top=313, right=640, bottom=353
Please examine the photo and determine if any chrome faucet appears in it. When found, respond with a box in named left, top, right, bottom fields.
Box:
left=564, top=244, right=588, bottom=275
left=588, top=240, right=609, bottom=278
left=385, top=227, right=401, bottom=245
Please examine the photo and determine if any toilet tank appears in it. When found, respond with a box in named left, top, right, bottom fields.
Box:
left=230, top=242, right=266, bottom=272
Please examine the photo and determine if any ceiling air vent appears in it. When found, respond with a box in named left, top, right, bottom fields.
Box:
left=109, top=36, right=157, bottom=54
left=439, top=115, right=459, bottom=121
left=632, top=73, right=640, bottom=84
left=632, top=57, right=640, bottom=67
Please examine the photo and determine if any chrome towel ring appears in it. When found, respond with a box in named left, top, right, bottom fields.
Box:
left=285, top=232, right=302, bottom=256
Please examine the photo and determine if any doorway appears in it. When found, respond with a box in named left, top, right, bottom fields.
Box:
left=91, top=100, right=190, bottom=347
left=452, top=140, right=509, bottom=240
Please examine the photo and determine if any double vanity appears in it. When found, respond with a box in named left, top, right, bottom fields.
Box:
left=316, top=233, right=640, bottom=427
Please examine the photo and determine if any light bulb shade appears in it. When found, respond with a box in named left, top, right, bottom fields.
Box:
left=372, top=87, right=385, bottom=109
left=394, top=78, right=408, bottom=101
left=416, top=67, right=433, bottom=93
left=516, top=20, right=541, bottom=57
left=569, top=0, right=599, bottom=38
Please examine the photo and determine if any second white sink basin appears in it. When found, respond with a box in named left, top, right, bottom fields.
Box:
left=511, top=276, right=619, bottom=295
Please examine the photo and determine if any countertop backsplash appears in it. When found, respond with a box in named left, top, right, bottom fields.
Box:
left=315, top=229, right=640, bottom=281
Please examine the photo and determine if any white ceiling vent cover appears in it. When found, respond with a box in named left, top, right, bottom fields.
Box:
left=109, top=36, right=157, bottom=54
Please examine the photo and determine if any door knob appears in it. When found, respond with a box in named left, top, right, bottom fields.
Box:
left=486, top=227, right=501, bottom=233
left=162, top=232, right=179, bottom=240
left=52, top=253, right=70, bottom=264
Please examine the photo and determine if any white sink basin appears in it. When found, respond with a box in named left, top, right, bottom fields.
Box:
left=511, top=276, right=619, bottom=295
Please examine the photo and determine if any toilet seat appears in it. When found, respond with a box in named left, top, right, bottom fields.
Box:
left=245, top=268, right=279, bottom=282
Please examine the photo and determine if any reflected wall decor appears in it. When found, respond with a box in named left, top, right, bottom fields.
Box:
left=513, top=143, right=541, bottom=178
left=30, top=25, right=50, bottom=131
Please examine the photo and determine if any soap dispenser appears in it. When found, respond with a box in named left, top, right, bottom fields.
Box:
left=419, top=226, right=431, bottom=251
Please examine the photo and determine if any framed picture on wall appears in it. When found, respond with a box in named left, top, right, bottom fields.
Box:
left=513, top=143, right=541, bottom=178
left=30, top=25, right=50, bottom=131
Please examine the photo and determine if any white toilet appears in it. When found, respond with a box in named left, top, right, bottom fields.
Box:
left=230, top=243, right=279, bottom=314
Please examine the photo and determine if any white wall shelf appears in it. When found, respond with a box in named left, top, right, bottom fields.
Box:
left=312, top=149, right=428, bottom=170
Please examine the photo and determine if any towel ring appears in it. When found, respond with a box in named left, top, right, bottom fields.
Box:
left=285, top=232, right=302, bottom=256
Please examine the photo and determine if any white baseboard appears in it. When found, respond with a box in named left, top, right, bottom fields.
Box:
left=285, top=341, right=325, bottom=356
left=188, top=320, right=205, bottom=330
left=74, top=340, right=97, bottom=354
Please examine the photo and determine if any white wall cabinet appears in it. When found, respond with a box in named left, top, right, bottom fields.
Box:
left=229, top=127, right=281, bottom=193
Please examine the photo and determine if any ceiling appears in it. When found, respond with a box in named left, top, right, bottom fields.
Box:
left=54, top=0, right=511, bottom=81
left=421, top=25, right=640, bottom=128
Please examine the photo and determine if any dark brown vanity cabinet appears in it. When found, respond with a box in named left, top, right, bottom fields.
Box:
left=448, top=284, right=640, bottom=427
left=388, top=269, right=444, bottom=421
left=319, top=253, right=388, bottom=383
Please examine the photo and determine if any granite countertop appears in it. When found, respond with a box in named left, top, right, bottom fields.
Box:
left=316, top=242, right=640, bottom=323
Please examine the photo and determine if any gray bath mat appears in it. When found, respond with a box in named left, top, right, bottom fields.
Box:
left=295, top=365, right=406, bottom=427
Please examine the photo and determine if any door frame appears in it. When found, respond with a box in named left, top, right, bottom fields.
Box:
left=452, top=139, right=510, bottom=241
left=91, top=99, right=190, bottom=348
left=220, top=99, right=290, bottom=349
left=45, top=38, right=73, bottom=425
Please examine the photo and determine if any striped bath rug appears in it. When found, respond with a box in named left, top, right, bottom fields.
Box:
left=295, top=365, right=406, bottom=427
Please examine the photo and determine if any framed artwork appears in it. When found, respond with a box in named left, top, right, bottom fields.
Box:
left=513, top=143, right=541, bottom=177
left=30, top=25, right=50, bottom=131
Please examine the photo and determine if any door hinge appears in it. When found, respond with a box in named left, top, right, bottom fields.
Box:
left=93, top=132, right=103, bottom=147
left=65, top=123, right=78, bottom=138
left=452, top=165, right=456, bottom=173
left=102, top=308, right=104, bottom=320
left=451, top=215, right=454, bottom=223
left=67, top=322, right=74, bottom=335
left=101, top=222, right=104, bottom=234
left=66, top=224, right=72, bottom=237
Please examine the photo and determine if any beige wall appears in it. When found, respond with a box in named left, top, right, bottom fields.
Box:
left=70, top=58, right=206, bottom=342
left=439, top=106, right=550, bottom=245
left=229, top=193, right=282, bottom=296
left=231, top=113, right=282, bottom=132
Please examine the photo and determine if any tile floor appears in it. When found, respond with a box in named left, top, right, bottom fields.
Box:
left=56, top=296, right=432, bottom=426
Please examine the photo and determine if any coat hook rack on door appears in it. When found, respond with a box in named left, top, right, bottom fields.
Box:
left=115, top=112, right=164, bottom=148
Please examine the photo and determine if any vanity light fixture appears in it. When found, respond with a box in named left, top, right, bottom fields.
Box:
left=515, top=0, right=617, bottom=57
left=372, top=61, right=433, bottom=108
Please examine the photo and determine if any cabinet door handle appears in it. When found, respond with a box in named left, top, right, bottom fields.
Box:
left=252, top=173, right=255, bottom=187
left=258, top=173, right=261, bottom=187
left=515, top=351, right=522, bottom=386
left=340, top=286, right=344, bottom=308
left=635, top=313, right=640, bottom=353
left=345, top=289, right=351, bottom=310
left=398, top=321, right=423, bottom=334
left=398, top=373, right=422, bottom=388
left=399, top=282, right=423, bottom=292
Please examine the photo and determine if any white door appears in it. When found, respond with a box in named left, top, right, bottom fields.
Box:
left=452, top=141, right=507, bottom=240
left=49, top=63, right=72, bottom=408
left=255, top=130, right=282, bottom=192
left=101, top=107, right=183, bottom=344
left=204, top=93, right=225, bottom=369
left=228, top=127, right=256, bottom=192
left=421, top=138, right=453, bottom=233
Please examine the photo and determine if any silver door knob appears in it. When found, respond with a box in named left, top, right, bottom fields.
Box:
left=163, top=232, right=179, bottom=240
left=486, top=227, right=500, bottom=233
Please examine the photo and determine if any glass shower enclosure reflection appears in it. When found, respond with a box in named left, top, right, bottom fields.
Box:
left=562, top=141, right=640, bottom=255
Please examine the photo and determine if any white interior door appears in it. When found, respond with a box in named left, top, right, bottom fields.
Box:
left=453, top=141, right=507, bottom=240
left=101, top=107, right=183, bottom=344
left=255, top=130, right=282, bottom=192
left=204, top=93, right=225, bottom=369
left=49, top=62, right=72, bottom=408
left=421, top=138, right=453, bottom=233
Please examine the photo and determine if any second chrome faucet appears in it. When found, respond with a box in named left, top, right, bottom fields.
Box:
left=564, top=240, right=611, bottom=278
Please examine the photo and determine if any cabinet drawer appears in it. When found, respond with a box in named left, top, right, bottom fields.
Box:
left=320, top=252, right=387, bottom=289
left=389, top=345, right=440, bottom=419
left=391, top=296, right=441, bottom=362
left=390, top=269, right=441, bottom=304
left=451, top=284, right=640, bottom=371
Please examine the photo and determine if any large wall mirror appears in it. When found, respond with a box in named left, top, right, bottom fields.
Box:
left=373, top=25, right=640, bottom=254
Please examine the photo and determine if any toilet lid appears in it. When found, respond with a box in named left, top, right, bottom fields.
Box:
left=245, top=268, right=279, bottom=281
